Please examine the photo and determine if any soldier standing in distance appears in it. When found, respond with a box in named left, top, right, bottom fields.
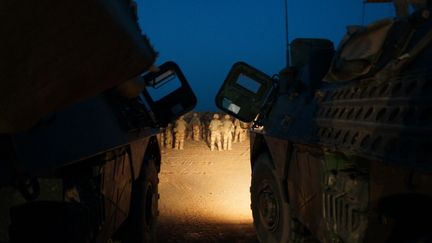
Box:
left=164, top=123, right=173, bottom=148
left=185, top=113, right=193, bottom=140
left=190, top=112, right=201, bottom=142
left=239, top=121, right=250, bottom=142
left=157, top=132, right=164, bottom=148
left=174, top=116, right=187, bottom=150
left=221, top=114, right=234, bottom=150
left=203, top=112, right=212, bottom=143
left=208, top=113, right=222, bottom=151
left=233, top=118, right=243, bottom=143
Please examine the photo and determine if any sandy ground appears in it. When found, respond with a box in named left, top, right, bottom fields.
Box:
left=156, top=137, right=258, bottom=243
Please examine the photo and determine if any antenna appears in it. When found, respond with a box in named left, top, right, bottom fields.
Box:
left=284, top=0, right=290, bottom=67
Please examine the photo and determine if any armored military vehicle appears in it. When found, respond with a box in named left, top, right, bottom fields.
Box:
left=0, top=1, right=196, bottom=242
left=216, top=2, right=432, bottom=242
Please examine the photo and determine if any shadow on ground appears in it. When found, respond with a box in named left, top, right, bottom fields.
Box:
left=157, top=219, right=258, bottom=243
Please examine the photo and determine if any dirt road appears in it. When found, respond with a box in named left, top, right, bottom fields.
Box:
left=157, top=138, right=258, bottom=243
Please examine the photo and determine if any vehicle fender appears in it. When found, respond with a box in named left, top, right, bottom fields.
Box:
left=263, top=136, right=292, bottom=181
left=250, top=134, right=291, bottom=203
left=128, top=137, right=150, bottom=180
left=99, top=148, right=134, bottom=242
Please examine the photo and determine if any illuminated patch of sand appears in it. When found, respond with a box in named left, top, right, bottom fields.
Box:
left=158, top=139, right=253, bottom=225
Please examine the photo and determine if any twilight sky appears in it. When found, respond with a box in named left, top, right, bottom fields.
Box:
left=137, top=1, right=395, bottom=111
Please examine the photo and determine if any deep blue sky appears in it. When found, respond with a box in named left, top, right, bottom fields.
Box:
left=137, top=1, right=394, bottom=111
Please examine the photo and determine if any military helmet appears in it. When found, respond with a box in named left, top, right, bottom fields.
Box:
left=213, top=114, right=219, bottom=119
left=224, top=114, right=230, bottom=119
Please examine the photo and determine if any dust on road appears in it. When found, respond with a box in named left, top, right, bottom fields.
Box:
left=157, top=138, right=258, bottom=243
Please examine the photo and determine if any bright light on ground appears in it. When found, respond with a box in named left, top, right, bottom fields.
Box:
left=158, top=138, right=253, bottom=224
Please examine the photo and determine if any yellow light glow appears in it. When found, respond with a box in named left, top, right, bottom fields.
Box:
left=158, top=139, right=253, bottom=225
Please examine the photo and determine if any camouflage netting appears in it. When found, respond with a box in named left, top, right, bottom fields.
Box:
left=324, top=19, right=394, bottom=82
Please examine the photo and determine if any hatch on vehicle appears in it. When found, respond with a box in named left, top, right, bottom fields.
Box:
left=215, top=62, right=275, bottom=122
left=141, top=61, right=196, bottom=126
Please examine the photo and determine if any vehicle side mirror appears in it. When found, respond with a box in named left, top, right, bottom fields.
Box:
left=215, top=62, right=275, bottom=123
left=140, top=61, right=196, bottom=126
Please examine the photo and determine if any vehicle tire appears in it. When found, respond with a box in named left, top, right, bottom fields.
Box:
left=122, top=155, right=159, bottom=243
left=251, top=153, right=290, bottom=243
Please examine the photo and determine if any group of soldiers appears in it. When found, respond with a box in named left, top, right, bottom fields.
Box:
left=159, top=112, right=250, bottom=151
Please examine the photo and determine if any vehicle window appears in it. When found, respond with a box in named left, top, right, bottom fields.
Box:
left=222, top=97, right=241, bottom=114
left=236, top=74, right=261, bottom=94
left=146, top=73, right=181, bottom=101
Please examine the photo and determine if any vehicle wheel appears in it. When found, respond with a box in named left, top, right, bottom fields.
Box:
left=251, top=153, right=290, bottom=243
left=122, top=155, right=159, bottom=243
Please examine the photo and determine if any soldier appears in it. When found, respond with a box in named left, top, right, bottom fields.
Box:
left=202, top=112, right=212, bottom=142
left=208, top=113, right=222, bottom=151
left=164, top=123, right=173, bottom=148
left=174, top=116, right=187, bottom=150
left=186, top=113, right=193, bottom=140
left=190, top=112, right=201, bottom=142
left=221, top=114, right=234, bottom=150
left=233, top=118, right=243, bottom=143
left=157, top=132, right=164, bottom=148
left=239, top=121, right=250, bottom=142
